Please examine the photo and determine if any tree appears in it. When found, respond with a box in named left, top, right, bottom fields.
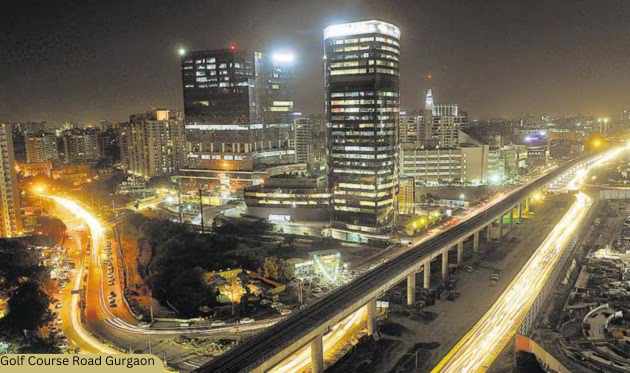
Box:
left=2, top=281, right=50, bottom=333
left=0, top=239, right=45, bottom=286
left=262, top=257, right=285, bottom=281
left=162, top=267, right=215, bottom=318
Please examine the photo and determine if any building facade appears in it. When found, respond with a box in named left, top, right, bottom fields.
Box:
left=418, top=90, right=468, bottom=148
left=25, top=131, right=58, bottom=163
left=125, top=109, right=185, bottom=178
left=399, top=111, right=421, bottom=144
left=0, top=124, right=20, bottom=237
left=244, top=175, right=330, bottom=222
left=401, top=145, right=464, bottom=185
left=324, top=20, right=401, bottom=239
left=61, top=127, right=103, bottom=163
left=293, top=117, right=313, bottom=164
left=181, top=48, right=295, bottom=172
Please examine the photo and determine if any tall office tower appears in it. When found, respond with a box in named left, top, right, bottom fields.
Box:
left=126, top=109, right=185, bottom=178
left=181, top=47, right=294, bottom=172
left=25, top=131, right=58, bottom=163
left=324, top=20, right=400, bottom=240
left=262, top=52, right=296, bottom=125
left=0, top=124, right=20, bottom=237
left=61, top=127, right=103, bottom=163
left=418, top=89, right=434, bottom=145
left=294, top=117, right=313, bottom=164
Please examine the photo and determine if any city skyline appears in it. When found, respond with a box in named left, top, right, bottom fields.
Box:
left=3, top=3, right=630, bottom=371
left=2, top=0, right=630, bottom=124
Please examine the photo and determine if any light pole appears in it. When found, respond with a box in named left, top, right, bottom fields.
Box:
left=198, top=188, right=204, bottom=233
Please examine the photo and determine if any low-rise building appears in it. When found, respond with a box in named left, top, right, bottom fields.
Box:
left=244, top=174, right=330, bottom=222
left=16, top=161, right=53, bottom=178
left=400, top=145, right=463, bottom=185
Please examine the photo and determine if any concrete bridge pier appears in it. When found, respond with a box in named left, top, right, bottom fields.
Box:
left=407, top=272, right=416, bottom=305
left=366, top=299, right=376, bottom=336
left=457, top=241, right=464, bottom=265
left=473, top=230, right=480, bottom=252
left=441, top=249, right=449, bottom=282
left=423, top=260, right=431, bottom=289
left=310, top=334, right=324, bottom=373
left=521, top=198, right=529, bottom=219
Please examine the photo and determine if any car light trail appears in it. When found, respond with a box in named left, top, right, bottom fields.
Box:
left=433, top=192, right=591, bottom=372
left=433, top=147, right=625, bottom=373
left=49, top=195, right=118, bottom=354
left=269, top=307, right=367, bottom=373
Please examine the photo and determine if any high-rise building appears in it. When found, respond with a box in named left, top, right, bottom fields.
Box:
left=125, top=109, right=185, bottom=178
left=418, top=89, right=468, bottom=148
left=0, top=124, right=20, bottom=237
left=61, top=127, right=103, bottom=163
left=324, top=20, right=400, bottom=240
left=25, top=131, right=58, bottom=163
left=293, top=118, right=312, bottom=164
left=399, top=111, right=421, bottom=144
left=119, top=122, right=131, bottom=168
left=181, top=47, right=294, bottom=172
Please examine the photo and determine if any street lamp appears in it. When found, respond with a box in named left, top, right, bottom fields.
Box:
left=32, top=184, right=46, bottom=194
left=177, top=47, right=187, bottom=57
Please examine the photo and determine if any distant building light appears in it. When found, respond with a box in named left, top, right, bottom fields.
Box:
left=272, top=52, right=295, bottom=64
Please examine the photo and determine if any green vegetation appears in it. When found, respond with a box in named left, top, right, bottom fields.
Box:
left=123, top=214, right=264, bottom=317
left=0, top=239, right=58, bottom=352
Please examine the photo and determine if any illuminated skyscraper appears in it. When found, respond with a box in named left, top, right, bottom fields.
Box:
left=324, top=20, right=400, bottom=241
left=0, top=123, right=20, bottom=237
left=181, top=47, right=295, bottom=172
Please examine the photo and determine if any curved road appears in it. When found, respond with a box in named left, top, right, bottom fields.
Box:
left=49, top=195, right=278, bottom=370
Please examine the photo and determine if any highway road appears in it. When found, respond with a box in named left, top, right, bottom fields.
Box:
left=432, top=147, right=625, bottom=372
left=199, top=157, right=588, bottom=372
left=47, top=195, right=279, bottom=370
left=432, top=191, right=592, bottom=372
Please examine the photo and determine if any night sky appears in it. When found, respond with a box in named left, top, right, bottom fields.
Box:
left=2, top=0, right=630, bottom=124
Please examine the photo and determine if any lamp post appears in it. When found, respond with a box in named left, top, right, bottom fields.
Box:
left=198, top=188, right=204, bottom=233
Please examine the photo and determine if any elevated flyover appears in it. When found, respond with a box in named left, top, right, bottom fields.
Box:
left=198, top=159, right=586, bottom=373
